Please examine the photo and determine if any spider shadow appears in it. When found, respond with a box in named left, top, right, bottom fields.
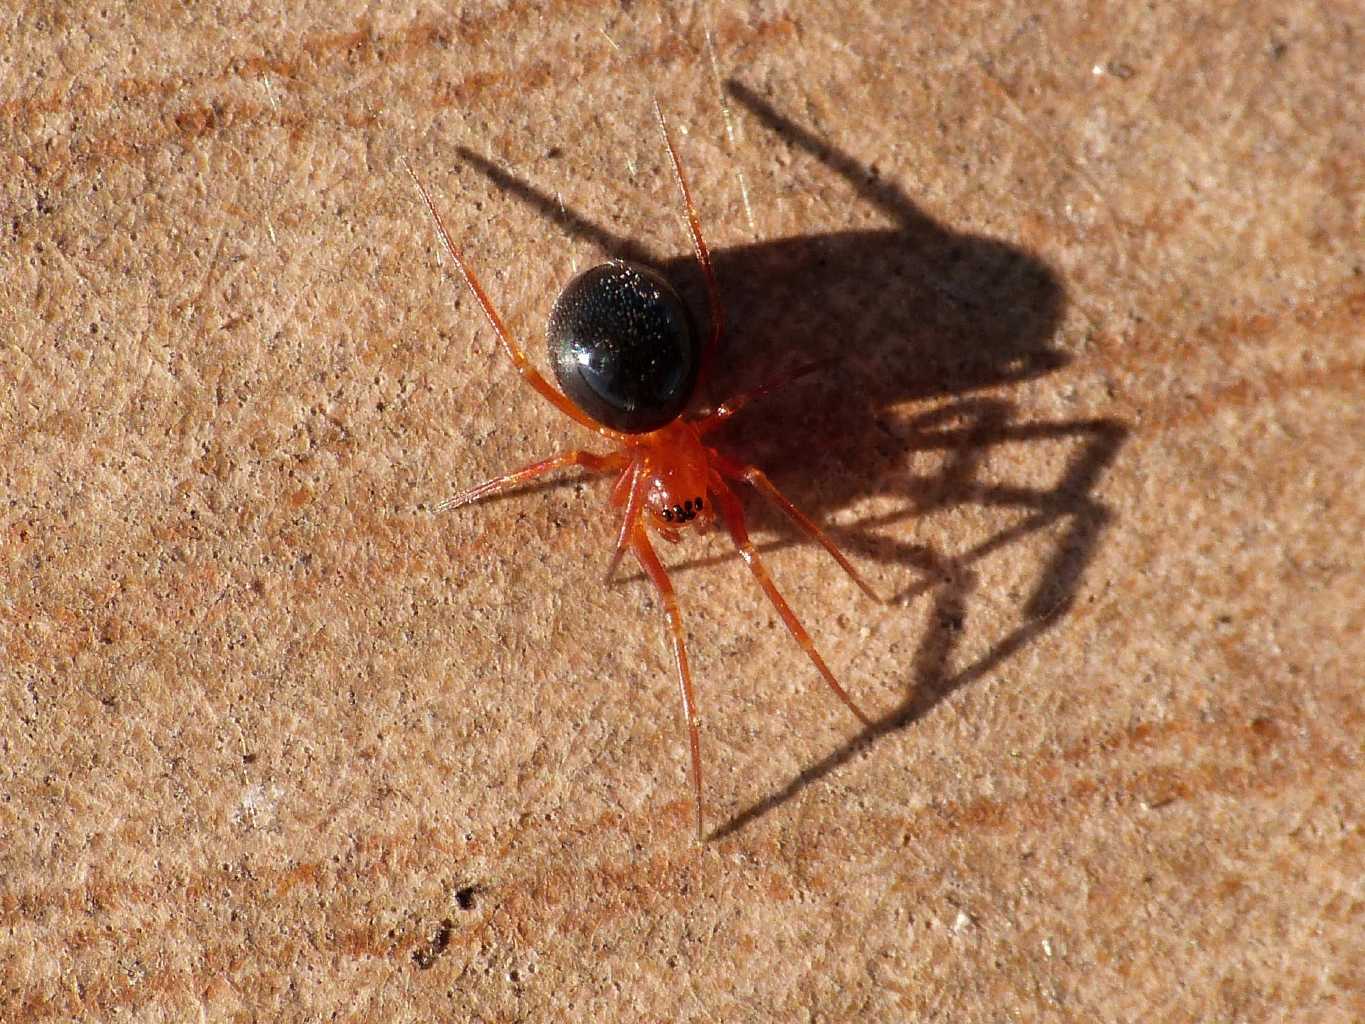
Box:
left=446, top=79, right=1128, bottom=838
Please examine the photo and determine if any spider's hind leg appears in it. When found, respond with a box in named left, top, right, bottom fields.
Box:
left=404, top=159, right=621, bottom=441
left=655, top=100, right=723, bottom=375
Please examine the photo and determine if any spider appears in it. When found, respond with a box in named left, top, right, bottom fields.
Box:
left=406, top=101, right=879, bottom=839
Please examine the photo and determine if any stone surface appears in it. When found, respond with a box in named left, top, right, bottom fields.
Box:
left=2, top=2, right=1361, bottom=1020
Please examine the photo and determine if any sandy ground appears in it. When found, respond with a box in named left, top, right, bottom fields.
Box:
left=3, top=2, right=1362, bottom=1020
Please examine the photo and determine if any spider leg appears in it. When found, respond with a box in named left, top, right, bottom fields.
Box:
left=654, top=100, right=723, bottom=372
left=403, top=159, right=622, bottom=441
left=605, top=460, right=648, bottom=583
left=711, top=452, right=881, bottom=602
left=630, top=521, right=706, bottom=841
left=693, top=358, right=837, bottom=430
left=433, top=449, right=627, bottom=514
left=708, top=472, right=873, bottom=728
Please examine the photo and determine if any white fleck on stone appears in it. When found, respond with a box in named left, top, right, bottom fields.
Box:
left=234, top=783, right=284, bottom=828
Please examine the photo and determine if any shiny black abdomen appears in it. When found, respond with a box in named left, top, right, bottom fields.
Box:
left=546, top=261, right=699, bottom=433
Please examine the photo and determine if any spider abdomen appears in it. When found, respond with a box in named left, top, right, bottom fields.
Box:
left=547, top=260, right=699, bottom=433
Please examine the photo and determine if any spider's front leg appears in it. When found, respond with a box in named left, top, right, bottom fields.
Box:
left=433, top=449, right=628, bottom=514
left=708, top=471, right=874, bottom=728
left=629, top=521, right=706, bottom=841
left=711, top=452, right=881, bottom=602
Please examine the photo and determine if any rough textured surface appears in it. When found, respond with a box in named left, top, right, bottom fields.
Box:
left=2, top=2, right=1361, bottom=1021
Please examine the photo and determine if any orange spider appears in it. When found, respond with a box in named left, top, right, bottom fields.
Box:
left=406, top=102, right=878, bottom=839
